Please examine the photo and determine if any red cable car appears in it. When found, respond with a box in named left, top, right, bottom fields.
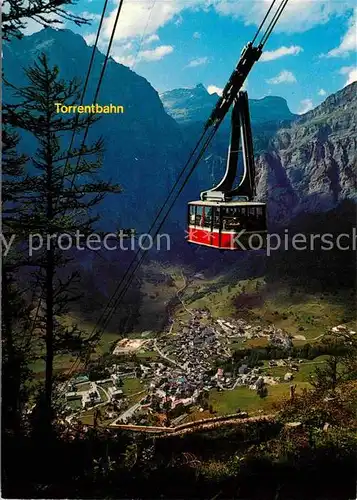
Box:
left=187, top=91, right=267, bottom=250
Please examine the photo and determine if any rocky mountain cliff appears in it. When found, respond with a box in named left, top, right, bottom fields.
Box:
left=161, top=82, right=356, bottom=227
left=160, top=84, right=298, bottom=206
left=160, top=84, right=296, bottom=125
left=255, top=82, right=357, bottom=224
left=160, top=84, right=217, bottom=124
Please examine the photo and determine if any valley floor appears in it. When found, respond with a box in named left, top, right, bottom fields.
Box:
left=49, top=263, right=356, bottom=429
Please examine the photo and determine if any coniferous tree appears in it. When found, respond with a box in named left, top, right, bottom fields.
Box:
left=2, top=0, right=88, bottom=41
left=310, top=333, right=357, bottom=393
left=1, top=122, right=34, bottom=433
left=1, top=0, right=94, bottom=431
left=6, top=54, right=121, bottom=429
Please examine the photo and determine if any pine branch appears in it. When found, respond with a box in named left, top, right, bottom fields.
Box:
left=2, top=0, right=89, bottom=41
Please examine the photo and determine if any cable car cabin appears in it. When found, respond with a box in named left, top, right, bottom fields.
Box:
left=187, top=91, right=267, bottom=251
left=187, top=201, right=267, bottom=250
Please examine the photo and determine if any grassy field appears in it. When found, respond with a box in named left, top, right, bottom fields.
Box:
left=209, top=382, right=311, bottom=416
left=76, top=382, right=92, bottom=391
left=98, top=380, right=114, bottom=390
left=122, top=377, right=144, bottom=397
left=30, top=354, right=76, bottom=377
left=136, top=350, right=159, bottom=361
left=61, top=314, right=121, bottom=355
left=261, top=360, right=324, bottom=382
left=208, top=356, right=326, bottom=416
left=183, top=276, right=356, bottom=342
left=67, top=398, right=83, bottom=411
left=250, top=287, right=356, bottom=341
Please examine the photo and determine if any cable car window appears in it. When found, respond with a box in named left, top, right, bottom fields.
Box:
left=248, top=207, right=255, bottom=216
left=222, top=207, right=238, bottom=217
left=222, top=206, right=242, bottom=231
left=189, top=205, right=196, bottom=225
left=202, top=206, right=213, bottom=228
left=195, top=206, right=203, bottom=226
left=213, top=207, right=220, bottom=229
left=256, top=207, right=263, bottom=217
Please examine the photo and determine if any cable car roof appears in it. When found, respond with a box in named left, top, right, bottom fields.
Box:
left=188, top=200, right=266, bottom=207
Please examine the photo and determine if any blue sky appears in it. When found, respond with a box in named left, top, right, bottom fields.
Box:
left=24, top=0, right=356, bottom=114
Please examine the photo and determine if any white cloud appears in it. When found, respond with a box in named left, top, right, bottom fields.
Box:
left=84, top=32, right=97, bottom=46
left=266, top=70, right=297, bottom=84
left=174, top=15, right=183, bottom=26
left=318, top=88, right=327, bottom=96
left=114, top=53, right=136, bottom=66
left=143, top=33, right=160, bottom=45
left=113, top=44, right=173, bottom=65
left=339, top=66, right=353, bottom=74
left=298, top=98, right=314, bottom=114
left=121, top=41, right=134, bottom=51
left=19, top=15, right=65, bottom=35
left=345, top=69, right=357, bottom=85
left=339, top=66, right=357, bottom=86
left=101, top=0, right=356, bottom=46
left=260, top=45, right=303, bottom=62
left=207, top=85, right=223, bottom=96
left=82, top=0, right=356, bottom=68
left=186, top=56, right=209, bottom=68
left=103, top=1, right=180, bottom=40
left=214, top=0, right=356, bottom=34
left=137, top=45, right=174, bottom=62
left=193, top=31, right=201, bottom=39
left=19, top=0, right=357, bottom=41
left=326, top=9, right=356, bottom=57
left=79, top=11, right=102, bottom=21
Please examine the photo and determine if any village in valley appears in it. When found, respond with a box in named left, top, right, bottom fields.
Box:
left=58, top=276, right=356, bottom=429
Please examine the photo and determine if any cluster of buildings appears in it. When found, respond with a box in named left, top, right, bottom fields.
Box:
left=160, top=317, right=231, bottom=372
left=216, top=317, right=293, bottom=349
left=65, top=380, right=102, bottom=409
left=331, top=324, right=356, bottom=335
left=64, top=370, right=126, bottom=411
left=61, top=309, right=298, bottom=425
left=132, top=310, right=289, bottom=416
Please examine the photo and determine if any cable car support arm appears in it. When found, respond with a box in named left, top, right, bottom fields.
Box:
left=200, top=90, right=255, bottom=202
left=204, top=42, right=262, bottom=131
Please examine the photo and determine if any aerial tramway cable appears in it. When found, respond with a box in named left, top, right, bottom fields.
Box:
left=71, top=0, right=290, bottom=366
left=251, top=0, right=278, bottom=45
left=67, top=0, right=290, bottom=375
left=259, top=0, right=289, bottom=47
left=68, top=0, right=125, bottom=189
left=59, top=0, right=112, bottom=188
left=27, top=0, right=116, bottom=340
left=67, top=128, right=210, bottom=373
left=130, top=0, right=157, bottom=71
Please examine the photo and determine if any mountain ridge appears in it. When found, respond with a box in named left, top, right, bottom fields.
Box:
left=3, top=27, right=191, bottom=232
left=255, top=81, right=357, bottom=223
left=160, top=83, right=297, bottom=125
left=3, top=28, right=356, bottom=232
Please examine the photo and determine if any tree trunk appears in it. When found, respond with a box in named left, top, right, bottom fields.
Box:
left=2, top=271, right=21, bottom=433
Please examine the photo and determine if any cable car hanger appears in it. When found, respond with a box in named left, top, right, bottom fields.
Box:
left=187, top=89, right=267, bottom=250
left=204, top=42, right=262, bottom=131
left=200, top=91, right=255, bottom=203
